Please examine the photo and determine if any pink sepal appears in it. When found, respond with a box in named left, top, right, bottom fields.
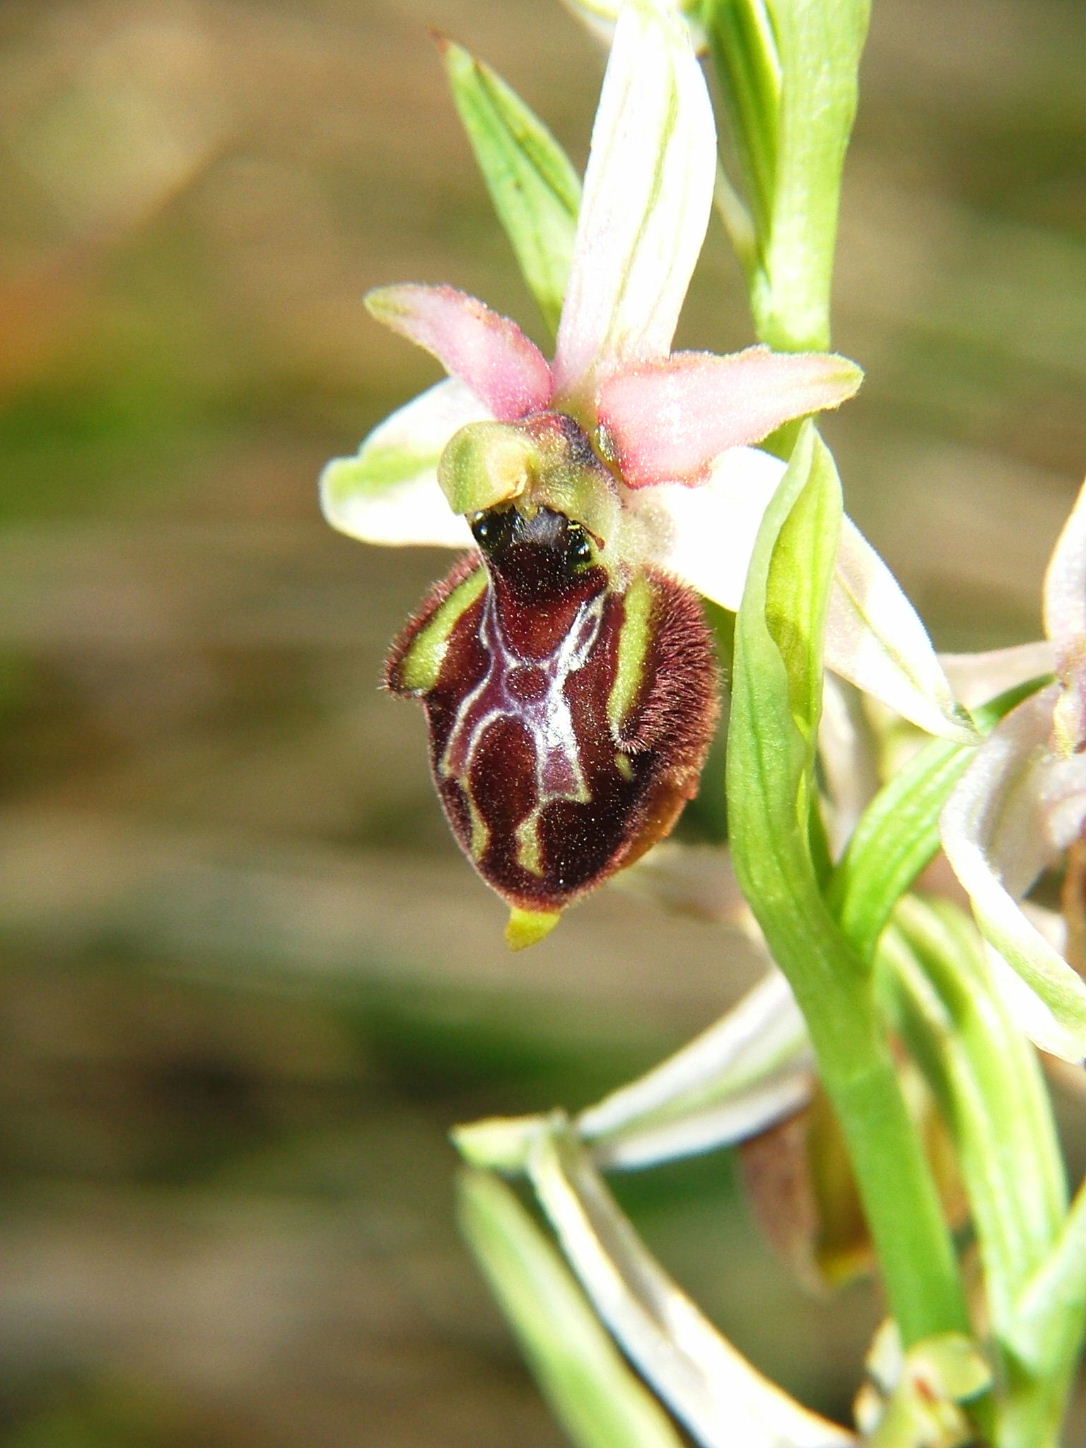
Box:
left=366, top=284, right=554, bottom=423
left=597, top=348, right=863, bottom=488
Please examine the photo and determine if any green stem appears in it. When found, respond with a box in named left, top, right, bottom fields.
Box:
left=727, top=427, right=969, bottom=1347
left=884, top=896, right=1076, bottom=1444
left=740, top=855, right=972, bottom=1346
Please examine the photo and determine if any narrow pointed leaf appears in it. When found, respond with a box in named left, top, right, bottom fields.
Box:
left=883, top=896, right=1066, bottom=1345
left=319, top=378, right=477, bottom=548
left=442, top=39, right=581, bottom=337
left=827, top=678, right=1046, bottom=960
left=999, top=1184, right=1086, bottom=1446
left=529, top=1122, right=856, bottom=1447
left=457, top=1168, right=685, bottom=1448
left=751, top=1, right=871, bottom=350
left=366, top=283, right=553, bottom=421
left=597, top=348, right=862, bottom=487
left=552, top=0, right=716, bottom=401
left=727, top=423, right=969, bottom=1346
left=701, top=0, right=781, bottom=242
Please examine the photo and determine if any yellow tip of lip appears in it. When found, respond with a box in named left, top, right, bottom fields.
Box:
left=505, top=907, right=561, bottom=951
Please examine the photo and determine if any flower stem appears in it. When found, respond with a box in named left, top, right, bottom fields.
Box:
left=727, top=426, right=970, bottom=1346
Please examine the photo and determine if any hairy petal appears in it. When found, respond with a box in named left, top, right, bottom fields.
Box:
left=366, top=284, right=553, bottom=422
left=552, top=0, right=716, bottom=404
left=941, top=685, right=1086, bottom=1061
left=319, top=378, right=477, bottom=548
left=597, top=348, right=862, bottom=488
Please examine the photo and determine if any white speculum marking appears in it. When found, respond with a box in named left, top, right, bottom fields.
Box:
left=440, top=585, right=607, bottom=874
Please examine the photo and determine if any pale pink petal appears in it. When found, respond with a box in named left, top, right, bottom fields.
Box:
left=319, top=378, right=478, bottom=549
left=366, top=284, right=553, bottom=422
left=551, top=0, right=716, bottom=405
left=597, top=348, right=863, bottom=488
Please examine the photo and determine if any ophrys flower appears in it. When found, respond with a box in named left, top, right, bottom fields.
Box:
left=321, top=0, right=960, bottom=945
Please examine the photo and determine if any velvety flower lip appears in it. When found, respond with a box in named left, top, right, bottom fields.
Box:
left=320, top=0, right=973, bottom=745
left=941, top=481, right=1086, bottom=1062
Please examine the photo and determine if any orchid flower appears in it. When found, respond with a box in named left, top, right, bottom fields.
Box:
left=941, top=481, right=1086, bottom=1062
left=320, top=0, right=975, bottom=943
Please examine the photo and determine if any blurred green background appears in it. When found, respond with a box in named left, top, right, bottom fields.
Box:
left=0, top=0, right=1082, bottom=1444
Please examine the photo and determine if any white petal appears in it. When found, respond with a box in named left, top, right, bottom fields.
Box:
left=941, top=684, right=1086, bottom=1061
left=827, top=518, right=978, bottom=743
left=629, top=449, right=978, bottom=741
left=551, top=0, right=716, bottom=403
left=529, top=1126, right=856, bottom=1448
left=623, top=445, right=785, bottom=609
left=1043, top=480, right=1086, bottom=655
left=578, top=970, right=814, bottom=1172
left=319, top=378, right=478, bottom=549
left=939, top=643, right=1056, bottom=709
left=576, top=970, right=810, bottom=1158
left=558, top=0, right=708, bottom=52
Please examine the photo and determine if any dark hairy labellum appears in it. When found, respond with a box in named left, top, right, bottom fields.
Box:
left=385, top=504, right=719, bottom=944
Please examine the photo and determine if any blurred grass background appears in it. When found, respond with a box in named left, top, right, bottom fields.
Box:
left=0, top=0, right=1082, bottom=1444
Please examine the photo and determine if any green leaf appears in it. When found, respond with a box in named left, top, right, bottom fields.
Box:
left=702, top=0, right=870, bottom=350
left=701, top=0, right=780, bottom=244
left=727, top=422, right=843, bottom=919
left=753, top=0, right=870, bottom=349
left=456, top=1167, right=684, bottom=1448
left=883, top=897, right=1065, bottom=1335
left=441, top=39, right=581, bottom=335
left=827, top=677, right=1048, bottom=962
left=1000, top=1184, right=1086, bottom=1446
left=727, top=422, right=969, bottom=1347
